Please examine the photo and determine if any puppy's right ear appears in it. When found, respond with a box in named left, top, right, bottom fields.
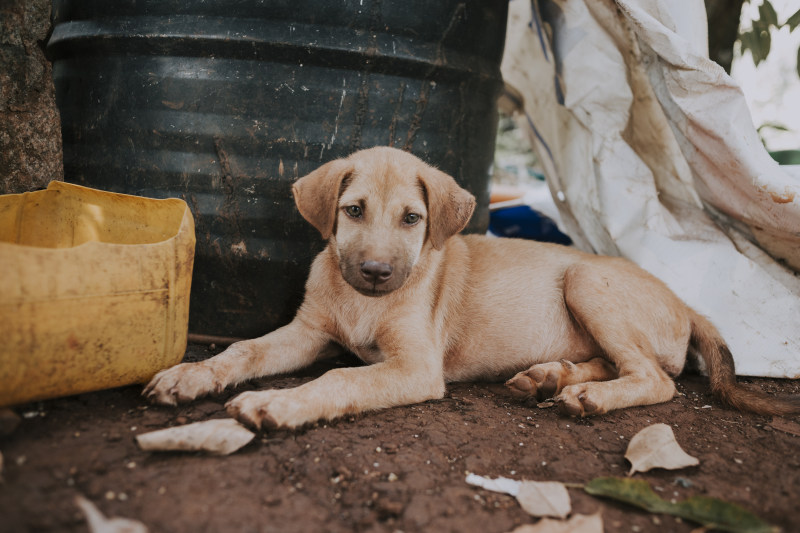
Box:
left=417, top=164, right=476, bottom=250
left=292, top=159, right=353, bottom=239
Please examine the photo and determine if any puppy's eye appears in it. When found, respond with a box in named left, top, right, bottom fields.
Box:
left=344, top=205, right=363, bottom=218
left=404, top=213, right=421, bottom=225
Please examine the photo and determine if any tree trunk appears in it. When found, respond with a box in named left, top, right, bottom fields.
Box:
left=704, top=0, right=746, bottom=73
left=0, top=0, right=63, bottom=194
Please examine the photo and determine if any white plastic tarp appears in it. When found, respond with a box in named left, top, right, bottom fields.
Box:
left=501, top=0, right=800, bottom=377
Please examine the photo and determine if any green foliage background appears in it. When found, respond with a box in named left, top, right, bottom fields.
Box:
left=739, top=0, right=800, bottom=76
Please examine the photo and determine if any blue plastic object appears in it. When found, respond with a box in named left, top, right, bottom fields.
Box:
left=489, top=205, right=572, bottom=245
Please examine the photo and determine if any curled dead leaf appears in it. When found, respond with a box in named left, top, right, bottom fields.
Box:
left=465, top=474, right=571, bottom=518
left=625, top=423, right=699, bottom=476
left=75, top=495, right=149, bottom=533
left=509, top=512, right=603, bottom=533
left=135, top=418, right=254, bottom=456
left=516, top=481, right=572, bottom=519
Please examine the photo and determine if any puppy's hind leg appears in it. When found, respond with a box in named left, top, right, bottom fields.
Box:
left=555, top=363, right=676, bottom=416
left=506, top=358, right=617, bottom=401
left=552, top=261, right=685, bottom=416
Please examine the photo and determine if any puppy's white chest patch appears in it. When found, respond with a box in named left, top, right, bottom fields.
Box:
left=334, top=302, right=385, bottom=362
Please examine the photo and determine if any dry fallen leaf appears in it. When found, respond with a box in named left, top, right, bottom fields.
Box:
left=75, top=495, right=149, bottom=533
left=625, top=423, right=699, bottom=476
left=516, top=481, right=572, bottom=519
left=466, top=474, right=571, bottom=518
left=509, top=512, right=603, bottom=533
left=135, top=418, right=254, bottom=456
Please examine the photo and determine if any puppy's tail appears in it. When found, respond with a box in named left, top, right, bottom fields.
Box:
left=690, top=310, right=800, bottom=416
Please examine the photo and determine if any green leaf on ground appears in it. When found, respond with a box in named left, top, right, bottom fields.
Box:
left=584, top=477, right=779, bottom=533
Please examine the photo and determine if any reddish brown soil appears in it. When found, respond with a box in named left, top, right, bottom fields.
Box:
left=2, top=344, right=799, bottom=533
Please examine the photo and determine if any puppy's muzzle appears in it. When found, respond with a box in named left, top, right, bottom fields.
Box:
left=360, top=260, right=393, bottom=285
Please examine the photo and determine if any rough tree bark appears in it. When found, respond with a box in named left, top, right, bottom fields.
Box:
left=0, top=0, right=63, bottom=194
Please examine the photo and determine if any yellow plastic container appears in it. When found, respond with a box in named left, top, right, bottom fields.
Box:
left=0, top=181, right=195, bottom=407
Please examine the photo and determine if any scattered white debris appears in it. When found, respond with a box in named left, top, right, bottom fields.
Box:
left=75, top=495, right=149, bottom=533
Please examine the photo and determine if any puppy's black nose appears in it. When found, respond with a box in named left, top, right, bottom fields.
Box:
left=360, top=260, right=393, bottom=284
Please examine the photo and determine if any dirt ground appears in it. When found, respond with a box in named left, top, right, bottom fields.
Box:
left=1, top=343, right=799, bottom=533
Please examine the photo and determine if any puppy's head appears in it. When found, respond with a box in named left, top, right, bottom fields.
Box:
left=292, top=147, right=475, bottom=296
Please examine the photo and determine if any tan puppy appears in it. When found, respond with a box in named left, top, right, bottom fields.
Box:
left=144, top=147, right=799, bottom=428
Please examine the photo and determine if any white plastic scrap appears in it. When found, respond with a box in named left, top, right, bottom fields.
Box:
left=75, top=495, right=149, bottom=533
left=466, top=473, right=523, bottom=496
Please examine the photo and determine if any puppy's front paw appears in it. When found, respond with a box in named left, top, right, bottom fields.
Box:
left=143, top=363, right=221, bottom=406
left=555, top=384, right=605, bottom=417
left=226, top=390, right=307, bottom=430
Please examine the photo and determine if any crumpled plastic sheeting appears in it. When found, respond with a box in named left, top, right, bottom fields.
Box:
left=502, top=0, right=800, bottom=377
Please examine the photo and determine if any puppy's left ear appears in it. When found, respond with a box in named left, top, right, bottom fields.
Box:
left=417, top=163, right=476, bottom=250
left=292, top=158, right=354, bottom=239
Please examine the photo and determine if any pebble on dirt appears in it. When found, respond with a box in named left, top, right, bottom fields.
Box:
left=0, top=408, right=21, bottom=435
